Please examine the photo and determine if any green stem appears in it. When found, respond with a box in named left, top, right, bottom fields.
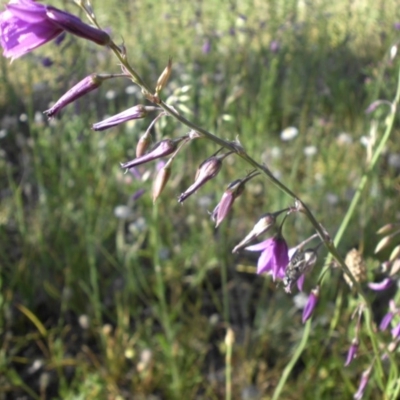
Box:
left=151, top=203, right=181, bottom=395
left=271, top=320, right=311, bottom=400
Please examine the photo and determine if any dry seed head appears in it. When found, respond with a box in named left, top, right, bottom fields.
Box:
left=344, top=248, right=367, bottom=287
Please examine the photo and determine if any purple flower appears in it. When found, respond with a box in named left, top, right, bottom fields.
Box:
left=45, top=7, right=109, bottom=46
left=368, top=278, right=393, bottom=291
left=44, top=74, right=104, bottom=119
left=92, top=105, right=148, bottom=131
left=211, top=172, right=259, bottom=228
left=120, top=136, right=187, bottom=170
left=178, top=151, right=232, bottom=203
left=232, top=212, right=279, bottom=253
left=379, top=312, right=394, bottom=331
left=302, top=287, right=319, bottom=323
left=245, top=235, right=289, bottom=280
left=354, top=366, right=372, bottom=400
left=344, top=339, right=358, bottom=366
left=391, top=322, right=400, bottom=339
left=0, top=0, right=109, bottom=60
left=0, top=0, right=63, bottom=59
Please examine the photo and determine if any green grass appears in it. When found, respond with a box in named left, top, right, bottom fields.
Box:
left=1, top=0, right=400, bottom=398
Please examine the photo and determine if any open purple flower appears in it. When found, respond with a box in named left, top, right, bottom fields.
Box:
left=0, top=0, right=63, bottom=59
left=245, top=235, right=289, bottom=280
left=0, top=0, right=109, bottom=60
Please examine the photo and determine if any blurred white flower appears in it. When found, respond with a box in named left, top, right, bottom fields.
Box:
left=280, top=126, right=299, bottom=141
left=304, top=145, right=317, bottom=157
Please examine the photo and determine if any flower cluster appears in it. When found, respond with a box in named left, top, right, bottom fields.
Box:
left=2, top=2, right=400, bottom=400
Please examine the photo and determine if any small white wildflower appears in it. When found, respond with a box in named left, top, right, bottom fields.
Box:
left=280, top=126, right=299, bottom=141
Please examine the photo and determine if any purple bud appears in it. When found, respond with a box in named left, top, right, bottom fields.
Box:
left=368, top=278, right=393, bottom=291
left=344, top=339, right=358, bottom=367
left=178, top=151, right=232, bottom=203
left=379, top=312, right=394, bottom=331
left=302, top=287, right=319, bottom=323
left=354, top=366, right=372, bottom=400
left=232, top=212, right=277, bottom=253
left=44, top=74, right=104, bottom=119
left=211, top=176, right=251, bottom=228
left=41, top=56, right=53, bottom=67
left=391, top=322, right=400, bottom=339
left=202, top=39, right=211, bottom=54
left=92, top=105, right=148, bottom=131
left=45, top=7, right=110, bottom=46
left=120, top=137, right=186, bottom=169
left=394, top=22, right=400, bottom=30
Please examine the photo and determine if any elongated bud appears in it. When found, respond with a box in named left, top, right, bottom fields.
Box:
left=121, top=136, right=187, bottom=169
left=211, top=176, right=251, bottom=228
left=152, top=164, right=171, bottom=203
left=375, top=235, right=394, bottom=254
left=354, top=366, right=372, bottom=400
left=232, top=212, right=276, bottom=253
left=46, top=7, right=110, bottom=46
left=44, top=73, right=104, bottom=118
left=136, top=132, right=152, bottom=157
left=302, top=286, right=319, bottom=323
left=377, top=223, right=398, bottom=235
left=178, top=151, right=232, bottom=203
left=155, top=58, right=172, bottom=94
left=390, top=245, right=400, bottom=261
left=92, top=105, right=148, bottom=131
left=344, top=338, right=359, bottom=366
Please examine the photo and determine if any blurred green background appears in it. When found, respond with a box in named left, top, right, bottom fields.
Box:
left=1, top=0, right=400, bottom=398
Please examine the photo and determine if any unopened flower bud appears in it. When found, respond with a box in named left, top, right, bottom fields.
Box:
left=136, top=132, right=152, bottom=157
left=344, top=339, right=359, bottom=366
left=375, top=235, right=394, bottom=254
left=178, top=151, right=232, bottom=203
left=44, top=73, right=104, bottom=118
left=302, top=286, right=319, bottom=323
left=46, top=7, right=110, bottom=46
left=155, top=58, right=172, bottom=94
left=377, top=223, right=398, bottom=235
left=354, top=366, right=372, bottom=400
left=232, top=213, right=276, bottom=253
left=121, top=136, right=187, bottom=169
left=93, top=105, right=148, bottom=131
left=211, top=172, right=259, bottom=228
left=389, top=245, right=400, bottom=261
left=152, top=164, right=171, bottom=203
left=379, top=312, right=394, bottom=331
